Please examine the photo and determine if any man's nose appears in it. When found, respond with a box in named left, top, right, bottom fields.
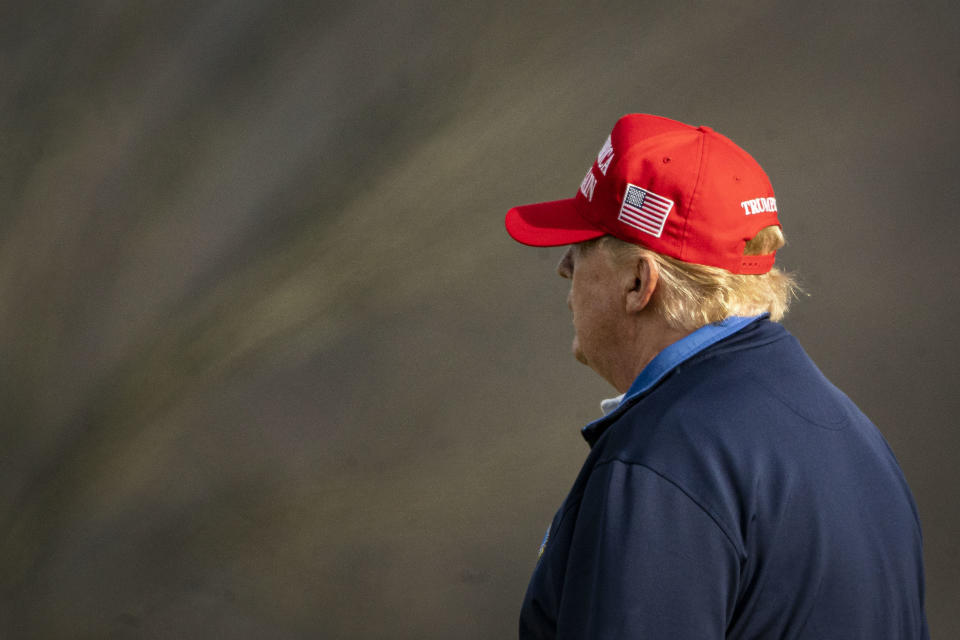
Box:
left=556, top=247, right=573, bottom=278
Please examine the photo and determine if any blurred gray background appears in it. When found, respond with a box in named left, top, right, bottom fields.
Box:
left=1, top=1, right=957, bottom=637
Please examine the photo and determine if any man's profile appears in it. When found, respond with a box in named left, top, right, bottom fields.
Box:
left=505, top=114, right=928, bottom=639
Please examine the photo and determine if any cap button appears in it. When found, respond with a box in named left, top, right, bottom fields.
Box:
left=698, top=125, right=713, bottom=134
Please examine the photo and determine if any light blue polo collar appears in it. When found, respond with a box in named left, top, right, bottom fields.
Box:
left=593, top=314, right=767, bottom=422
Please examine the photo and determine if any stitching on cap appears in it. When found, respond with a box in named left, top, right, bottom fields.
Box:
left=681, top=131, right=708, bottom=262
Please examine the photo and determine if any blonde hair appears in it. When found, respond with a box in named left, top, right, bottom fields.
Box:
left=587, top=227, right=800, bottom=331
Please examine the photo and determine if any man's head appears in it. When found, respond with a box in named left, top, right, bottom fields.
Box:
left=505, top=114, right=798, bottom=389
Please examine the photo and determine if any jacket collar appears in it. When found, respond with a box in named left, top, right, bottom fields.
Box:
left=583, top=314, right=768, bottom=446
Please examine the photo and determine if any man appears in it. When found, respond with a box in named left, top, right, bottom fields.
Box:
left=504, top=114, right=928, bottom=639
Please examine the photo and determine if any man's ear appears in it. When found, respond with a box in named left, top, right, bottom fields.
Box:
left=625, top=254, right=658, bottom=314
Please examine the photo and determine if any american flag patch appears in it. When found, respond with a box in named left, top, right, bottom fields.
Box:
left=618, top=183, right=674, bottom=237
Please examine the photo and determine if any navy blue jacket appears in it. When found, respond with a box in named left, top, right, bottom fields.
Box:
left=520, top=318, right=928, bottom=639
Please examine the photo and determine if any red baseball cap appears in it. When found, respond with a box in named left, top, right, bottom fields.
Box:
left=505, top=114, right=781, bottom=274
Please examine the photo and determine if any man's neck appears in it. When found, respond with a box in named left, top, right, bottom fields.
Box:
left=608, top=317, right=693, bottom=394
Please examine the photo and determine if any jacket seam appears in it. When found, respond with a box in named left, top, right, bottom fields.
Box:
left=591, top=457, right=745, bottom=559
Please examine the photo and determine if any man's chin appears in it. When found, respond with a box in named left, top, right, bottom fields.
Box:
left=573, top=342, right=589, bottom=365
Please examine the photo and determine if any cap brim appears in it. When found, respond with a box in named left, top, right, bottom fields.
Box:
left=505, top=198, right=606, bottom=247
